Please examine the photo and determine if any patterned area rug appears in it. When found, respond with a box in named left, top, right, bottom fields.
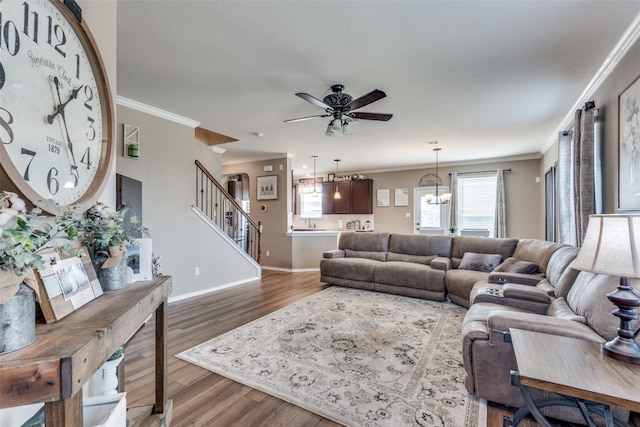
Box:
left=177, top=287, right=481, bottom=426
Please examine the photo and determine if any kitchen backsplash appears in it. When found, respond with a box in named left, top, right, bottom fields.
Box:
left=292, top=214, right=374, bottom=231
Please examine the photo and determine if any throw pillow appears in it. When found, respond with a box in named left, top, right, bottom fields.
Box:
left=458, top=252, right=502, bottom=273
left=494, top=257, right=539, bottom=274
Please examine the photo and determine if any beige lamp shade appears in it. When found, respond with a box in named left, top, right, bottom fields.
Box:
left=573, top=215, right=640, bottom=278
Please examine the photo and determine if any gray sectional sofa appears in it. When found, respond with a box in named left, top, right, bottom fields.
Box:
left=320, top=231, right=640, bottom=424
left=320, top=231, right=567, bottom=306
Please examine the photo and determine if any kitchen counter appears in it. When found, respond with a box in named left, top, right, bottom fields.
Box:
left=288, top=229, right=373, bottom=235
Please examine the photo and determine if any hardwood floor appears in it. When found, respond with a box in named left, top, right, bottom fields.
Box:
left=122, top=270, right=538, bottom=426
left=124, top=270, right=342, bottom=426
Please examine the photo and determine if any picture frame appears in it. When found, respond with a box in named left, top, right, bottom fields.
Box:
left=126, top=238, right=153, bottom=282
left=36, top=247, right=103, bottom=323
left=328, top=173, right=335, bottom=182
left=257, top=175, right=278, bottom=200
left=618, top=74, right=640, bottom=210
left=394, top=187, right=409, bottom=206
left=377, top=189, right=390, bottom=207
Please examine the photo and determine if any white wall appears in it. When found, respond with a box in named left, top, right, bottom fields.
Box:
left=116, top=106, right=259, bottom=298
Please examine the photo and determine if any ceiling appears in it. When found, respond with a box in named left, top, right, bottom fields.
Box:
left=116, top=1, right=640, bottom=178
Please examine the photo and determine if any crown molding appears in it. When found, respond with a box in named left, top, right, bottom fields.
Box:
left=117, top=96, right=201, bottom=128
left=544, top=11, right=640, bottom=153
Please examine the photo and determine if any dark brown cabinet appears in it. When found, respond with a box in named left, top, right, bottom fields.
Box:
left=351, top=179, right=373, bottom=214
left=322, top=179, right=373, bottom=214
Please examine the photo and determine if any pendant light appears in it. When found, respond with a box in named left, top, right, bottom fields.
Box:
left=334, top=159, right=341, bottom=199
left=423, top=148, right=452, bottom=205
left=311, top=155, right=319, bottom=197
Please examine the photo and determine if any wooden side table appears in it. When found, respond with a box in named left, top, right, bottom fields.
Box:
left=0, top=276, right=173, bottom=426
left=506, top=328, right=640, bottom=427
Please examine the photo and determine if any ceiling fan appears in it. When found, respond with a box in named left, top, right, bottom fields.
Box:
left=284, top=84, right=392, bottom=135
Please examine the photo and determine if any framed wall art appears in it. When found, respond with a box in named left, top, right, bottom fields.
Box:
left=619, top=74, right=640, bottom=210
left=126, top=238, right=153, bottom=282
left=36, top=247, right=103, bottom=323
left=257, top=175, right=278, bottom=200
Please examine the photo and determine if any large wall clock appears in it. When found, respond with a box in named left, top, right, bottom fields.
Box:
left=0, top=0, right=114, bottom=214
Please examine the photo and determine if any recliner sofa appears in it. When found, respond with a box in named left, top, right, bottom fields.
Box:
left=320, top=232, right=570, bottom=306
left=319, top=231, right=640, bottom=424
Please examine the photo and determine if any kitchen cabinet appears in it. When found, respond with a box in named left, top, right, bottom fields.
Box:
left=351, top=179, right=373, bottom=214
left=322, top=179, right=373, bottom=214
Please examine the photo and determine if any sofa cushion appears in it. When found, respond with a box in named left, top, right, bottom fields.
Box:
left=344, top=249, right=387, bottom=262
left=451, top=236, right=518, bottom=268
left=387, top=234, right=452, bottom=265
left=374, top=261, right=446, bottom=291
left=511, top=239, right=566, bottom=275
left=459, top=252, right=502, bottom=273
left=493, top=257, right=539, bottom=274
left=446, top=269, right=491, bottom=307
left=386, top=252, right=435, bottom=265
left=339, top=231, right=390, bottom=252
left=544, top=246, right=580, bottom=299
left=319, top=258, right=381, bottom=283
left=338, top=232, right=390, bottom=262
left=567, top=272, right=640, bottom=341
left=546, top=297, right=586, bottom=323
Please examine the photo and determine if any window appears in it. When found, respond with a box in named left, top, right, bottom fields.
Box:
left=298, top=183, right=322, bottom=219
left=456, top=172, right=497, bottom=237
left=545, top=165, right=557, bottom=242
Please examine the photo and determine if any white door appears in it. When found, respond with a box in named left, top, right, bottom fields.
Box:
left=413, top=187, right=449, bottom=234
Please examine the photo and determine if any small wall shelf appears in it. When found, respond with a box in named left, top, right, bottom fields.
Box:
left=124, top=124, right=140, bottom=159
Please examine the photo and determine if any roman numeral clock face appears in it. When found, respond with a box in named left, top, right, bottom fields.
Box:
left=0, top=0, right=112, bottom=214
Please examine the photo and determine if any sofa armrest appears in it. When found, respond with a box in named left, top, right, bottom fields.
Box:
left=430, top=256, right=451, bottom=271
left=489, top=271, right=543, bottom=286
left=323, top=249, right=345, bottom=259
left=488, top=311, right=604, bottom=342
left=502, top=283, right=551, bottom=304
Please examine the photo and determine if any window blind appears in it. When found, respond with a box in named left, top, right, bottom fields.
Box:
left=456, top=172, right=497, bottom=237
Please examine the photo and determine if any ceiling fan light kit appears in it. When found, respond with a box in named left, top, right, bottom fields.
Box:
left=285, top=84, right=392, bottom=136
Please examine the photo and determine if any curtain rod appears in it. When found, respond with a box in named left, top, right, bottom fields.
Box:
left=448, top=168, right=511, bottom=176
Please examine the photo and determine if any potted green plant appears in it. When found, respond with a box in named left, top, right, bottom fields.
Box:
left=0, top=192, right=79, bottom=353
left=76, top=202, right=149, bottom=291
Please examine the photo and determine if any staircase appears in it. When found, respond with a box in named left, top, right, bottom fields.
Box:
left=194, top=160, right=261, bottom=263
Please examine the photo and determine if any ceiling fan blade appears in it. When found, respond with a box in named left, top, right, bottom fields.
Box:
left=349, top=112, right=393, bottom=121
left=284, top=114, right=330, bottom=123
left=296, top=93, right=333, bottom=111
left=345, top=89, right=386, bottom=111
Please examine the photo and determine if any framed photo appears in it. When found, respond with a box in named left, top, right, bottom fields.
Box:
left=377, top=189, right=390, bottom=207
left=257, top=175, right=278, bottom=200
left=36, top=247, right=103, bottom=323
left=395, top=188, right=409, bottom=206
left=328, top=173, right=335, bottom=182
left=619, top=74, right=640, bottom=210
left=126, top=238, right=152, bottom=282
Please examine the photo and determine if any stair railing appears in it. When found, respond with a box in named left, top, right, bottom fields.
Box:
left=195, top=160, right=261, bottom=263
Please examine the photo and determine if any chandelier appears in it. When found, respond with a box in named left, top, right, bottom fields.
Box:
left=423, top=148, right=452, bottom=205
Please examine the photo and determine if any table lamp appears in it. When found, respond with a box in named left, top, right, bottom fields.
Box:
left=573, top=214, right=640, bottom=364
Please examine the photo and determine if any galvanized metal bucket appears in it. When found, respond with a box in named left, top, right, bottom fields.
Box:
left=0, top=283, right=35, bottom=354
left=92, top=253, right=128, bottom=292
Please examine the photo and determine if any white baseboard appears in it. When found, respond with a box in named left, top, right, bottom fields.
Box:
left=168, top=276, right=259, bottom=303
left=261, top=266, right=320, bottom=273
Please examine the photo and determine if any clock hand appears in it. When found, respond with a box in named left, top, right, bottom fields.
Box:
left=48, top=77, right=78, bottom=173
left=47, top=79, right=84, bottom=124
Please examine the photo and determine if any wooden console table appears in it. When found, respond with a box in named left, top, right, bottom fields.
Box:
left=507, top=328, right=640, bottom=427
left=0, top=276, right=173, bottom=426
